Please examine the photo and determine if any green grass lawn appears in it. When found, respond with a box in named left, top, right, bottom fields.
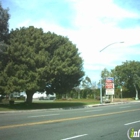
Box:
left=0, top=98, right=134, bottom=111
left=0, top=99, right=100, bottom=111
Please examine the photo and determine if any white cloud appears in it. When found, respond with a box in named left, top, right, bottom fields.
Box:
left=70, top=0, right=139, bottom=27
left=8, top=0, right=140, bottom=81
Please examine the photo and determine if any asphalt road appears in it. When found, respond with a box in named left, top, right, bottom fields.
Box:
left=0, top=102, right=140, bottom=140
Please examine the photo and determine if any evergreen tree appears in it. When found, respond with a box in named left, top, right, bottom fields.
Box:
left=0, top=2, right=10, bottom=42
left=0, top=2, right=10, bottom=95
left=3, top=26, right=84, bottom=103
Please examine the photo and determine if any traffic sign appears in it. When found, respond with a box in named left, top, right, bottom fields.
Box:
left=117, top=86, right=121, bottom=89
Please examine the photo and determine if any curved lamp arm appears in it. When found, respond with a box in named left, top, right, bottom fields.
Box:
left=100, top=41, right=124, bottom=52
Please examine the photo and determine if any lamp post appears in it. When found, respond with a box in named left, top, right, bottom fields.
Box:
left=99, top=41, right=124, bottom=104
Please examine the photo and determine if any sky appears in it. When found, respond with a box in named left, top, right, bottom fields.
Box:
left=1, top=0, right=140, bottom=82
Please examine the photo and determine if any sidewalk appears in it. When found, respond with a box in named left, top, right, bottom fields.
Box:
left=70, top=99, right=140, bottom=109
left=87, top=100, right=140, bottom=107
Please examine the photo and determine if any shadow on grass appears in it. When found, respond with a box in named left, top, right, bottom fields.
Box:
left=0, top=102, right=89, bottom=111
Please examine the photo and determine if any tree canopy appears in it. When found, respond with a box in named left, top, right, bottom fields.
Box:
left=82, top=76, right=92, bottom=89
left=0, top=26, right=84, bottom=103
left=115, top=60, right=140, bottom=98
left=0, top=2, right=10, bottom=68
left=101, top=68, right=111, bottom=84
left=0, top=2, right=10, bottom=95
left=99, top=61, right=140, bottom=98
left=0, top=2, right=10, bottom=42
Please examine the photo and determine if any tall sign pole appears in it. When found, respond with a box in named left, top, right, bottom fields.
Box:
left=99, top=41, right=124, bottom=104
left=100, top=79, right=102, bottom=104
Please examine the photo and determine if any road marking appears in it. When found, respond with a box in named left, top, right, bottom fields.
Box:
left=124, top=120, right=140, bottom=125
left=85, top=109, right=102, bottom=112
left=28, top=114, right=59, bottom=118
left=0, top=108, right=140, bottom=130
left=61, top=134, right=88, bottom=140
left=120, top=106, right=131, bottom=109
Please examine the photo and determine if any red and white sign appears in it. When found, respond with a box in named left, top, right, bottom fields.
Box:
left=106, top=89, right=114, bottom=95
left=105, top=83, right=114, bottom=89
left=105, top=77, right=114, bottom=95
left=105, top=77, right=114, bottom=83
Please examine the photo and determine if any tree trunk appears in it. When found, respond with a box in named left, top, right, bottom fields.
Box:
left=94, top=93, right=96, bottom=99
left=26, top=91, right=34, bottom=104
left=66, top=93, right=68, bottom=99
left=78, top=92, right=80, bottom=99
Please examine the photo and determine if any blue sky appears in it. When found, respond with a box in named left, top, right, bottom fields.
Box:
left=2, top=0, right=140, bottom=82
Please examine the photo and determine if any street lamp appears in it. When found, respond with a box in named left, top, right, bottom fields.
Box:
left=99, top=41, right=124, bottom=104
left=100, top=41, right=124, bottom=52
